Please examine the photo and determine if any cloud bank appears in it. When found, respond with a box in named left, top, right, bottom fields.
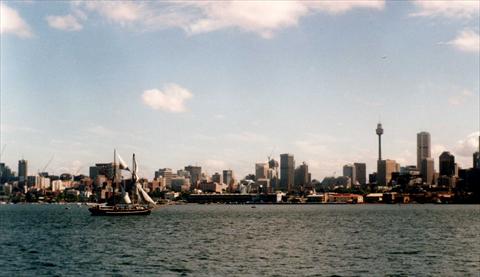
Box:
left=64, top=1, right=384, bottom=38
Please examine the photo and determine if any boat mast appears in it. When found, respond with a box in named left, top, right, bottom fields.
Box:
left=113, top=149, right=116, bottom=206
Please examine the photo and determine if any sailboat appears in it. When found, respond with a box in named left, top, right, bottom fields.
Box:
left=88, top=150, right=156, bottom=216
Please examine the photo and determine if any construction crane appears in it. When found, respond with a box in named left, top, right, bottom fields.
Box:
left=39, top=155, right=55, bottom=175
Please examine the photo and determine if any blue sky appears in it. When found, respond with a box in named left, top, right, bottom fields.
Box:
left=1, top=1, right=479, bottom=179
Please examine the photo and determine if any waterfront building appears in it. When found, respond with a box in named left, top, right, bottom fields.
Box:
left=155, top=168, right=173, bottom=188
left=354, top=163, right=366, bottom=185
left=255, top=163, right=268, bottom=180
left=294, top=162, right=309, bottom=190
left=223, top=170, right=233, bottom=186
left=185, top=165, right=202, bottom=187
left=280, top=154, right=295, bottom=193
left=18, top=159, right=28, bottom=184
left=439, top=152, right=455, bottom=177
left=94, top=163, right=121, bottom=181
left=89, top=166, right=99, bottom=179
left=377, top=159, right=398, bottom=186
left=171, top=177, right=191, bottom=192
left=342, top=164, right=356, bottom=188
left=212, top=172, right=222, bottom=184
left=417, top=132, right=431, bottom=171
left=421, top=158, right=435, bottom=185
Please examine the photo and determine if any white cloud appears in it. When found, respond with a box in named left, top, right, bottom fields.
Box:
left=0, top=3, right=33, bottom=38
left=80, top=1, right=145, bottom=25
left=46, top=14, right=83, bottom=31
left=410, top=0, right=480, bottom=19
left=448, top=89, right=474, bottom=106
left=226, top=132, right=268, bottom=143
left=455, top=132, right=480, bottom=157
left=74, top=1, right=384, bottom=38
left=86, top=125, right=115, bottom=137
left=448, top=29, right=480, bottom=53
left=142, top=83, right=193, bottom=113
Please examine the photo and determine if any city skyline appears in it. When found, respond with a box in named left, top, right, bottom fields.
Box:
left=1, top=1, right=479, bottom=179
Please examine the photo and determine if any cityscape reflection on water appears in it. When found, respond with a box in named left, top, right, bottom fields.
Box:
left=0, top=204, right=479, bottom=276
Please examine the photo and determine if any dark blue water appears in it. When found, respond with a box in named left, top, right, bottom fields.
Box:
left=0, top=204, right=479, bottom=276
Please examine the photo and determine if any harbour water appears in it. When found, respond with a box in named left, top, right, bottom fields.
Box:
left=0, top=204, right=479, bottom=276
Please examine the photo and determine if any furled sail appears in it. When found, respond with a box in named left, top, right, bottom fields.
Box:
left=136, top=183, right=156, bottom=206
left=116, top=152, right=130, bottom=171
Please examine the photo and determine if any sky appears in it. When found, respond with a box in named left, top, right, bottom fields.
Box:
left=1, top=0, right=479, bottom=180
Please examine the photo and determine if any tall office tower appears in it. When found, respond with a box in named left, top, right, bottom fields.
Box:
left=342, top=164, right=356, bottom=187
left=354, top=163, right=366, bottom=185
left=267, top=158, right=279, bottom=191
left=155, top=168, right=173, bottom=188
left=212, top=172, right=222, bottom=184
left=417, top=132, right=431, bottom=171
left=185, top=165, right=202, bottom=186
left=474, top=135, right=480, bottom=169
left=376, top=123, right=384, bottom=161
left=223, top=170, right=233, bottom=186
left=474, top=152, right=480, bottom=169
left=18, top=159, right=28, bottom=183
left=280, top=154, right=295, bottom=192
left=255, top=163, right=268, bottom=180
left=421, top=158, right=435, bottom=185
left=439, top=152, right=455, bottom=176
left=377, top=159, right=397, bottom=186
left=294, top=162, right=309, bottom=189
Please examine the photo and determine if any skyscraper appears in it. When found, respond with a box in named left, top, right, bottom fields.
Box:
left=255, top=162, right=268, bottom=180
left=474, top=152, right=480, bottom=169
left=417, top=132, right=431, bottom=171
left=155, top=168, right=173, bottom=188
left=185, top=165, right=202, bottom=187
left=377, top=159, right=397, bottom=186
left=474, top=135, right=480, bottom=169
left=421, top=158, right=434, bottom=185
left=294, top=162, right=309, bottom=190
left=342, top=164, right=356, bottom=187
left=223, top=170, right=233, bottom=186
left=439, top=152, right=455, bottom=176
left=212, top=172, right=222, bottom=184
left=18, top=159, right=28, bottom=184
left=280, top=154, right=295, bottom=192
left=354, top=163, right=366, bottom=185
